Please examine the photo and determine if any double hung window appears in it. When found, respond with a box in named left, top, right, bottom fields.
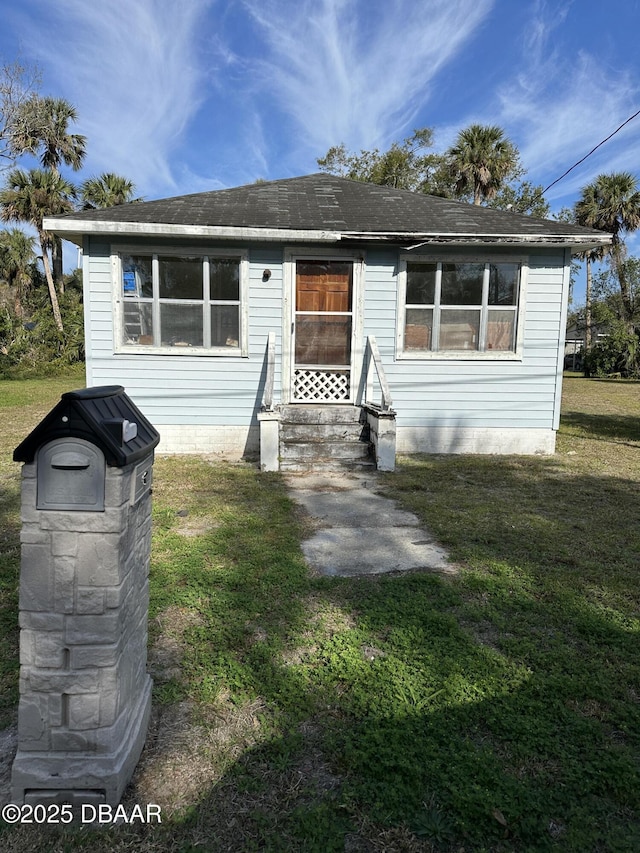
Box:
left=117, top=250, right=247, bottom=353
left=400, top=258, right=523, bottom=357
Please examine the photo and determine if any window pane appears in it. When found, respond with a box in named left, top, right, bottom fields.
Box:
left=296, top=261, right=352, bottom=312
left=210, top=259, right=239, bottom=300
left=489, top=263, right=519, bottom=305
left=159, top=256, right=202, bottom=299
left=405, top=308, right=433, bottom=350
left=295, top=315, right=351, bottom=365
left=406, top=263, right=436, bottom=304
left=122, top=256, right=153, bottom=298
left=211, top=305, right=240, bottom=347
left=123, top=301, right=153, bottom=345
left=297, top=260, right=352, bottom=279
left=441, top=263, right=484, bottom=305
left=439, top=309, right=480, bottom=350
left=487, top=309, right=516, bottom=351
left=160, top=304, right=203, bottom=346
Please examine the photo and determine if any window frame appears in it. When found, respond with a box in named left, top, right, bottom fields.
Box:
left=396, top=253, right=528, bottom=360
left=112, top=245, right=249, bottom=356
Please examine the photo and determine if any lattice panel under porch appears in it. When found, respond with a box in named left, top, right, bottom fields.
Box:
left=294, top=369, right=350, bottom=402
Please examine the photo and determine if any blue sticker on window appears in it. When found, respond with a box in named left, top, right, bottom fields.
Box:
left=123, top=270, right=137, bottom=294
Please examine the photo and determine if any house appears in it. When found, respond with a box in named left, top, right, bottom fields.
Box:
left=44, top=174, right=611, bottom=470
left=564, top=319, right=609, bottom=371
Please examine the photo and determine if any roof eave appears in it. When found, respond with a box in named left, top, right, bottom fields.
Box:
left=42, top=218, right=342, bottom=246
left=341, top=231, right=613, bottom=250
left=43, top=217, right=613, bottom=252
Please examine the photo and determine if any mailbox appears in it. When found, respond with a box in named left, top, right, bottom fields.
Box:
left=12, top=385, right=160, bottom=808
left=13, top=385, right=160, bottom=486
left=37, top=438, right=105, bottom=511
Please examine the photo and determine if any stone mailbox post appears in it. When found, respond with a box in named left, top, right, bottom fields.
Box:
left=11, top=386, right=160, bottom=807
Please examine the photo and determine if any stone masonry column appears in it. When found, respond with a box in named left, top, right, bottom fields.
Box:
left=11, top=386, right=159, bottom=808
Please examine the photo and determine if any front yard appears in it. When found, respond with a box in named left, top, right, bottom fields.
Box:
left=0, top=372, right=639, bottom=851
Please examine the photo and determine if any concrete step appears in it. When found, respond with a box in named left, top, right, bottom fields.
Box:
left=280, top=456, right=376, bottom=473
left=281, top=422, right=368, bottom=443
left=279, top=404, right=363, bottom=426
left=277, top=404, right=373, bottom=472
left=280, top=439, right=371, bottom=461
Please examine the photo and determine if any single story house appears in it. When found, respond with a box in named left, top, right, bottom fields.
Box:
left=44, top=174, right=611, bottom=470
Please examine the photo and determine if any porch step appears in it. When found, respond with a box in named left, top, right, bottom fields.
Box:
left=283, top=422, right=367, bottom=443
left=279, top=404, right=364, bottom=425
left=279, top=405, right=373, bottom=472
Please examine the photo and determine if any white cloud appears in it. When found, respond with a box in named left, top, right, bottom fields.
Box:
left=13, top=0, right=216, bottom=196
left=500, top=53, right=639, bottom=192
left=522, top=0, right=573, bottom=61
left=241, top=0, right=495, bottom=156
left=496, top=3, right=640, bottom=203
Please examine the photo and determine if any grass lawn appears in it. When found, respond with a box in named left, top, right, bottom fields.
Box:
left=0, top=371, right=639, bottom=851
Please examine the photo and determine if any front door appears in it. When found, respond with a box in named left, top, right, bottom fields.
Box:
left=292, top=260, right=355, bottom=402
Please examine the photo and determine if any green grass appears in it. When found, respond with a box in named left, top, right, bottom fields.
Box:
left=0, top=372, right=639, bottom=851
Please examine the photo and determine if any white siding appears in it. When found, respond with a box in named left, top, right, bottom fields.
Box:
left=84, top=239, right=569, bottom=454
left=85, top=239, right=284, bottom=430
left=362, top=248, right=567, bottom=434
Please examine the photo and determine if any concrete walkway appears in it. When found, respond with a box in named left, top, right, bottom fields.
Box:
left=284, top=471, right=454, bottom=578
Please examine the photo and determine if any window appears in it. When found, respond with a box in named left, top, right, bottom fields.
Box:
left=399, top=258, right=523, bottom=357
left=117, top=250, right=247, bottom=354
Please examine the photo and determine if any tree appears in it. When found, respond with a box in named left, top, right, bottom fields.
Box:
left=0, top=168, right=76, bottom=331
left=576, top=174, right=640, bottom=377
left=581, top=264, right=640, bottom=376
left=317, top=128, right=442, bottom=193
left=11, top=96, right=86, bottom=287
left=317, top=124, right=540, bottom=210
left=0, top=60, right=41, bottom=169
left=0, top=227, right=36, bottom=318
left=593, top=258, right=640, bottom=329
left=487, top=180, right=550, bottom=218
left=574, top=173, right=640, bottom=331
left=445, top=124, right=520, bottom=205
left=12, top=96, right=86, bottom=174
left=80, top=172, right=137, bottom=209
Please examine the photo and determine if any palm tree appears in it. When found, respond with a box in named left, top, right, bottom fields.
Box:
left=12, top=96, right=86, bottom=287
left=447, top=124, right=519, bottom=205
left=0, top=168, right=77, bottom=331
left=575, top=173, right=640, bottom=329
left=12, top=96, right=86, bottom=175
left=577, top=245, right=606, bottom=350
left=80, top=173, right=137, bottom=209
left=0, top=227, right=36, bottom=318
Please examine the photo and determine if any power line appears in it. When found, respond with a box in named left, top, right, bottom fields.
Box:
left=541, top=108, right=640, bottom=197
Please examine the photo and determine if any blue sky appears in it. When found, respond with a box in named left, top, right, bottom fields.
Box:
left=2, top=0, right=640, bottom=303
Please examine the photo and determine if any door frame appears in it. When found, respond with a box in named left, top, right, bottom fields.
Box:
left=282, top=247, right=364, bottom=404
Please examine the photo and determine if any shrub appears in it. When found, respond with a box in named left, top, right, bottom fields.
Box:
left=0, top=288, right=84, bottom=378
left=583, top=323, right=640, bottom=378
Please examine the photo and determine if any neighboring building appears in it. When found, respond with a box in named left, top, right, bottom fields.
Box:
left=45, top=174, right=611, bottom=469
left=564, top=319, right=609, bottom=370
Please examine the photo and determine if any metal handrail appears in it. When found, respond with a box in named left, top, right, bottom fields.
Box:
left=365, top=335, right=393, bottom=411
left=261, top=331, right=276, bottom=411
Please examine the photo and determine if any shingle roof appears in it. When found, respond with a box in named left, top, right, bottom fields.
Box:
left=45, top=173, right=611, bottom=248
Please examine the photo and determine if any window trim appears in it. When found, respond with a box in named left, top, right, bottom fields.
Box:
left=396, top=253, right=528, bottom=360
left=112, top=244, right=249, bottom=356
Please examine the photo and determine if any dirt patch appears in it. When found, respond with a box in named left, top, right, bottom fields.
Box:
left=148, top=605, right=206, bottom=683
left=304, top=592, right=357, bottom=633
left=128, top=694, right=265, bottom=815
left=174, top=515, right=221, bottom=537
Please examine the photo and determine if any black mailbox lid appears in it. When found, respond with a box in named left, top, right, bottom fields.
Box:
left=13, top=385, right=160, bottom=467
